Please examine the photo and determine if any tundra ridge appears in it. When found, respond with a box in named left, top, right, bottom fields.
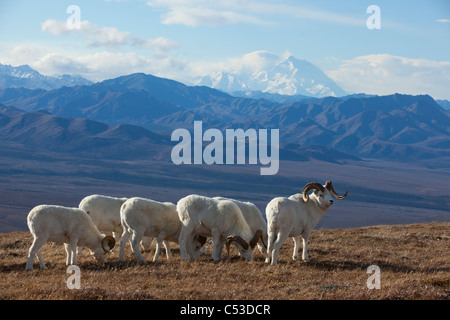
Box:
left=1, top=222, right=448, bottom=300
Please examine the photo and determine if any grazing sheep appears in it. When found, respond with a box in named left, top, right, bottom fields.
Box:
left=214, top=197, right=267, bottom=255
left=78, top=194, right=152, bottom=251
left=177, top=195, right=263, bottom=262
left=26, top=205, right=115, bottom=270
left=265, top=181, right=348, bottom=265
left=119, top=197, right=206, bottom=263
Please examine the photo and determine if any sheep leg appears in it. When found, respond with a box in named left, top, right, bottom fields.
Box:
left=35, top=248, right=46, bottom=270
left=131, top=230, right=146, bottom=263
left=69, top=238, right=78, bottom=265
left=271, top=231, right=289, bottom=266
left=110, top=231, right=122, bottom=252
left=257, top=241, right=265, bottom=255
left=292, top=236, right=301, bottom=261
left=26, top=236, right=47, bottom=270
left=178, top=226, right=193, bottom=261
left=113, top=231, right=121, bottom=244
left=64, top=243, right=71, bottom=265
left=301, top=235, right=310, bottom=261
left=119, top=228, right=130, bottom=261
left=163, top=240, right=172, bottom=259
left=265, top=229, right=276, bottom=264
left=152, top=233, right=167, bottom=262
left=188, top=235, right=200, bottom=260
left=153, top=240, right=161, bottom=262
left=211, top=228, right=223, bottom=261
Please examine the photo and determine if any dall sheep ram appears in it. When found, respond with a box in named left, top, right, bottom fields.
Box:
left=119, top=197, right=205, bottom=263
left=79, top=194, right=152, bottom=250
left=177, top=195, right=264, bottom=262
left=265, top=181, right=348, bottom=265
left=26, top=205, right=115, bottom=270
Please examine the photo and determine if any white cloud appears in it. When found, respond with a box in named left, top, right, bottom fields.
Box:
left=7, top=45, right=43, bottom=66
left=191, top=50, right=282, bottom=75
left=146, top=0, right=362, bottom=27
left=27, top=50, right=190, bottom=83
left=41, top=19, right=179, bottom=51
left=148, top=0, right=268, bottom=27
left=436, top=19, right=450, bottom=23
left=32, top=53, right=91, bottom=75
left=160, top=6, right=267, bottom=27
left=326, top=54, right=450, bottom=100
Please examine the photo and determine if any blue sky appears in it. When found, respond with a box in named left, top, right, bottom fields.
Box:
left=0, top=0, right=449, bottom=99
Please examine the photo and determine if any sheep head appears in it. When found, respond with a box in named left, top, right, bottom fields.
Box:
left=302, top=181, right=348, bottom=203
left=302, top=182, right=325, bottom=202
left=226, top=229, right=263, bottom=261
left=226, top=234, right=248, bottom=258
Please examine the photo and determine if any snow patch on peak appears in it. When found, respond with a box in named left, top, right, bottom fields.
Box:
left=198, top=51, right=346, bottom=98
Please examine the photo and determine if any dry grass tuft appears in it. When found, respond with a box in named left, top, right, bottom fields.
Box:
left=0, top=222, right=448, bottom=300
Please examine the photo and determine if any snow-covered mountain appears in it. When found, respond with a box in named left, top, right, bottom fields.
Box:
left=198, top=51, right=347, bottom=98
left=0, top=63, right=92, bottom=90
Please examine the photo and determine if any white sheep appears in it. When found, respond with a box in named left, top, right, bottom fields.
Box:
left=177, top=194, right=263, bottom=262
left=26, top=205, right=115, bottom=270
left=265, top=181, right=347, bottom=265
left=214, top=197, right=267, bottom=255
left=79, top=194, right=152, bottom=251
left=118, top=197, right=206, bottom=263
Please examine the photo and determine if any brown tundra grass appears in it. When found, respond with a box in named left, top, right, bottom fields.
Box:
left=0, top=222, right=448, bottom=300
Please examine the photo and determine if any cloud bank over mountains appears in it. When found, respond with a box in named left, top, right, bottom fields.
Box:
left=326, top=54, right=450, bottom=99
left=0, top=13, right=447, bottom=99
left=3, top=44, right=449, bottom=100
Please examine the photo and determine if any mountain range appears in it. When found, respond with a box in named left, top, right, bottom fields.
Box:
left=0, top=102, right=360, bottom=165
left=246, top=94, right=450, bottom=161
left=1, top=71, right=448, bottom=163
left=0, top=63, right=92, bottom=90
left=0, top=104, right=171, bottom=160
left=0, top=58, right=449, bottom=165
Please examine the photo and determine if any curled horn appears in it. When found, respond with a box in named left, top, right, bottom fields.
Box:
left=226, top=234, right=249, bottom=257
left=302, top=182, right=325, bottom=202
left=101, top=235, right=116, bottom=252
left=249, top=229, right=263, bottom=249
left=325, top=181, right=348, bottom=200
